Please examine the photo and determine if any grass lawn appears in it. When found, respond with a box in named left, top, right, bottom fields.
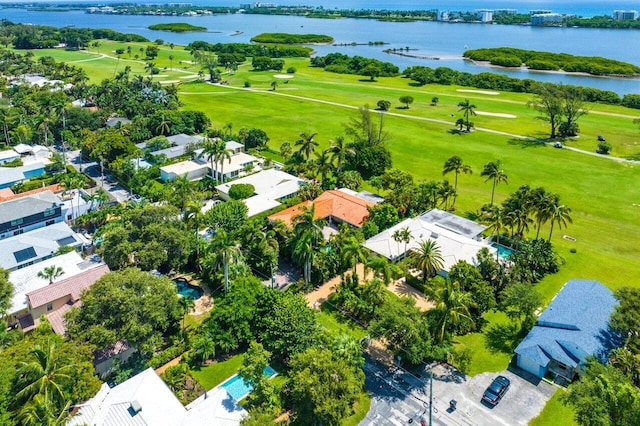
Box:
left=343, top=390, right=372, bottom=426
left=190, top=353, right=245, bottom=390
left=530, top=389, right=577, bottom=426
left=316, top=302, right=368, bottom=341
left=454, top=311, right=519, bottom=375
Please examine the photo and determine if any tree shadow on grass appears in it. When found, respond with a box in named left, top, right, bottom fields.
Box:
left=484, top=322, right=522, bottom=354
left=507, top=137, right=547, bottom=149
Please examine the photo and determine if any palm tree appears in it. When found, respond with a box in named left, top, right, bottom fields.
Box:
left=94, top=189, right=110, bottom=210
left=224, top=122, right=233, bottom=139
left=480, top=160, right=508, bottom=205
left=270, top=80, right=278, bottom=91
left=183, top=199, right=205, bottom=265
left=17, top=394, right=70, bottom=426
left=442, top=155, right=472, bottom=208
left=481, top=204, right=505, bottom=261
left=209, top=230, right=241, bottom=293
left=238, top=127, right=249, bottom=151
left=362, top=278, right=387, bottom=318
left=365, top=255, right=398, bottom=285
left=291, top=205, right=326, bottom=284
left=178, top=296, right=195, bottom=334
left=391, top=227, right=411, bottom=259
left=37, top=266, right=64, bottom=284
left=457, top=99, right=477, bottom=131
left=532, top=189, right=555, bottom=239
left=410, top=240, right=444, bottom=284
left=156, top=114, right=170, bottom=135
left=341, top=237, right=368, bottom=278
left=437, top=180, right=456, bottom=210
left=426, top=280, right=475, bottom=342
left=295, top=132, right=319, bottom=162
left=15, top=339, right=74, bottom=409
left=36, top=116, right=51, bottom=146
left=548, top=202, right=572, bottom=241
left=202, top=137, right=218, bottom=180
left=169, top=54, right=174, bottom=70
left=213, top=138, right=232, bottom=183
left=171, top=174, right=194, bottom=211
left=60, top=174, right=85, bottom=221
left=313, top=150, right=335, bottom=185
left=325, top=136, right=353, bottom=173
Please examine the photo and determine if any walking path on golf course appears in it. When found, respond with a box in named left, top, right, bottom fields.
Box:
left=181, top=82, right=640, bottom=165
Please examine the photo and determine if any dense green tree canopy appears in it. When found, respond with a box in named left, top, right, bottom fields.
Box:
left=289, top=347, right=365, bottom=426
left=65, top=268, right=181, bottom=354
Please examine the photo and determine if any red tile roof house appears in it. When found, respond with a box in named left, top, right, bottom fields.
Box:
left=22, top=264, right=110, bottom=334
left=268, top=189, right=375, bottom=228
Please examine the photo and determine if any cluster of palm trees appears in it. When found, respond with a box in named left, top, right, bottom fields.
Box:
left=202, top=137, right=233, bottom=183
left=481, top=184, right=573, bottom=247
left=289, top=132, right=354, bottom=182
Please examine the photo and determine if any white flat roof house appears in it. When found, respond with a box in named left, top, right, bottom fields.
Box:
left=216, top=169, right=306, bottom=217
left=363, top=209, right=495, bottom=274
left=68, top=368, right=247, bottom=426
left=160, top=151, right=257, bottom=183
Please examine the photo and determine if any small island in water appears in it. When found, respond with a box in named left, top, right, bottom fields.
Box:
left=250, top=33, right=334, bottom=44
left=464, top=47, right=640, bottom=77
left=148, top=23, right=207, bottom=33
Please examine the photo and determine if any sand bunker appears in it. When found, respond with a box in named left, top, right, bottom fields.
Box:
left=159, top=80, right=180, bottom=84
left=274, top=74, right=294, bottom=79
left=457, top=89, right=500, bottom=95
left=475, top=111, right=517, bottom=118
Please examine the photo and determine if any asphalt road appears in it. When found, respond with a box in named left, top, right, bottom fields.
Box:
left=65, top=150, right=131, bottom=203
left=360, top=358, right=556, bottom=426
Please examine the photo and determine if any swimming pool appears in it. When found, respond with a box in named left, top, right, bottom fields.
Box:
left=491, top=243, right=515, bottom=260
left=173, top=278, right=204, bottom=300
left=220, top=366, right=277, bottom=401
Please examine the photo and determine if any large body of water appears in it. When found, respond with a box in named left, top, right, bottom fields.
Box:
left=2, top=2, right=640, bottom=94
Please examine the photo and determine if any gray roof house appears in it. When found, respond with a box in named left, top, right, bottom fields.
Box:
left=514, top=279, right=620, bottom=383
left=0, top=222, right=87, bottom=271
left=0, top=190, right=63, bottom=239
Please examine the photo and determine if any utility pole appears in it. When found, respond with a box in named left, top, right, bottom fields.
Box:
left=429, top=370, right=433, bottom=426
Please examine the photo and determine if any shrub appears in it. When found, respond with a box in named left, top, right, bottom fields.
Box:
left=147, top=342, right=186, bottom=369
left=597, top=141, right=612, bottom=155
left=244, top=81, right=251, bottom=87
left=228, top=183, right=255, bottom=200
left=286, top=66, right=297, bottom=74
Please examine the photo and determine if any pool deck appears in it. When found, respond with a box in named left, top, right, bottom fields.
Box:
left=174, top=274, right=213, bottom=315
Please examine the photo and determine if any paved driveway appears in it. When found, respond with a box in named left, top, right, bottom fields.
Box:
left=361, top=359, right=557, bottom=426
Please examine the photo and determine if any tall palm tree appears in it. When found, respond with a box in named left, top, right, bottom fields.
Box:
left=480, top=160, right=508, bottom=205
left=169, top=54, right=174, bottom=70
left=202, top=137, right=218, bottom=180
left=37, top=266, right=64, bottom=284
left=481, top=204, right=505, bottom=261
left=156, top=114, right=170, bottom=136
left=437, top=180, right=456, bottom=210
left=442, top=155, right=472, bottom=208
left=183, top=199, right=205, bottom=265
left=295, top=132, right=319, bottom=162
left=238, top=127, right=249, bottom=151
left=548, top=202, right=572, bottom=241
left=410, top=239, right=444, bottom=284
left=178, top=296, right=195, bottom=334
left=532, top=189, right=555, bottom=239
left=325, top=136, right=353, bottom=173
left=425, top=280, right=475, bottom=342
left=60, top=174, right=84, bottom=221
left=15, top=339, right=74, bottom=409
left=213, top=138, right=232, bottom=183
left=292, top=205, right=326, bottom=284
left=209, top=230, right=241, bottom=293
left=36, top=116, right=51, bottom=146
left=457, top=99, right=477, bottom=131
left=341, top=237, right=368, bottom=278
left=313, top=150, right=335, bottom=185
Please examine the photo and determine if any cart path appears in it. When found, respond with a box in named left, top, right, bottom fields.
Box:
left=181, top=83, right=640, bottom=165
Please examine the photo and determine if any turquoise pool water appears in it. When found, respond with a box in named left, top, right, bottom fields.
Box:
left=491, top=243, right=515, bottom=260
left=220, top=366, right=277, bottom=401
left=174, top=278, right=204, bottom=299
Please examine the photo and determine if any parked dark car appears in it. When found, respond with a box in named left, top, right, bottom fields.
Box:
left=482, top=376, right=510, bottom=406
